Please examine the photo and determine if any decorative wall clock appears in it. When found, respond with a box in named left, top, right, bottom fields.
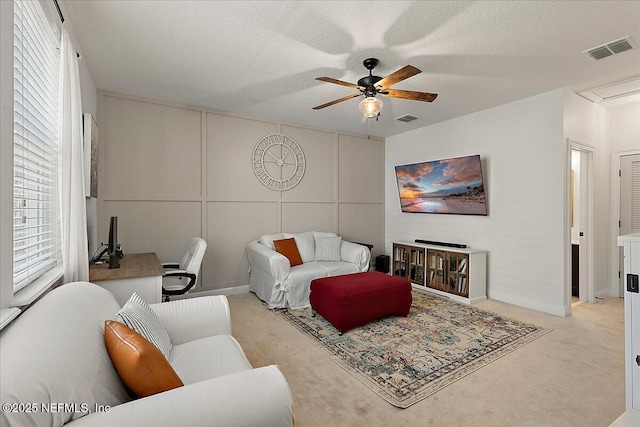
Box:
left=252, top=134, right=305, bottom=191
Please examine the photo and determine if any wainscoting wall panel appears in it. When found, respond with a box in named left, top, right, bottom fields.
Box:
left=338, top=134, right=385, bottom=202
left=99, top=92, right=384, bottom=292
left=102, top=200, right=202, bottom=269
left=102, top=96, right=202, bottom=199
left=281, top=202, right=336, bottom=233
left=206, top=201, right=279, bottom=289
left=206, top=113, right=279, bottom=201
left=338, top=203, right=385, bottom=254
left=280, top=125, right=336, bottom=202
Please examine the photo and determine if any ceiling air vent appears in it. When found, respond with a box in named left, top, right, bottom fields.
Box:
left=395, top=114, right=419, bottom=123
left=584, top=36, right=636, bottom=60
left=587, top=46, right=613, bottom=60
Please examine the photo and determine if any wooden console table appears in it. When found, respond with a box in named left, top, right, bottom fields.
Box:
left=89, top=252, right=165, bottom=305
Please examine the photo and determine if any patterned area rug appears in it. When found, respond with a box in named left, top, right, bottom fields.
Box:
left=275, top=290, right=550, bottom=408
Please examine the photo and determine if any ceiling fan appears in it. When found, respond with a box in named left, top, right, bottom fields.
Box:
left=313, top=58, right=438, bottom=119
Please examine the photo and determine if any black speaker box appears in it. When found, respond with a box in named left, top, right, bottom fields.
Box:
left=375, top=255, right=390, bottom=273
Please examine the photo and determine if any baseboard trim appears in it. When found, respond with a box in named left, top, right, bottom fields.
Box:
left=595, top=287, right=611, bottom=301
left=169, top=285, right=251, bottom=300
left=488, top=289, right=568, bottom=317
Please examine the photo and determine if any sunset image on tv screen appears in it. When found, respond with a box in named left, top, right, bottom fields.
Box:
left=395, top=155, right=487, bottom=215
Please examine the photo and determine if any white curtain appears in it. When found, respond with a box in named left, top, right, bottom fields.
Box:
left=59, top=27, right=89, bottom=282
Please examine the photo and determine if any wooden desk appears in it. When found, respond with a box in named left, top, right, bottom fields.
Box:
left=89, top=252, right=165, bottom=305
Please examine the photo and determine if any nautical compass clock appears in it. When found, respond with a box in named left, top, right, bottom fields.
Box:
left=252, top=134, right=305, bottom=191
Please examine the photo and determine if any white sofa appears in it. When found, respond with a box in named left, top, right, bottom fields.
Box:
left=0, top=282, right=294, bottom=427
left=247, top=231, right=371, bottom=309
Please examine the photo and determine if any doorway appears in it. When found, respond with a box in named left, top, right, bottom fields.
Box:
left=569, top=140, right=594, bottom=306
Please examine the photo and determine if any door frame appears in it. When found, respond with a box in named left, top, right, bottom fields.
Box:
left=611, top=148, right=640, bottom=297
left=567, top=139, right=595, bottom=308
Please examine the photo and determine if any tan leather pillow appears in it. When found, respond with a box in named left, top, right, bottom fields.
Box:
left=273, top=238, right=303, bottom=267
left=104, top=320, right=183, bottom=398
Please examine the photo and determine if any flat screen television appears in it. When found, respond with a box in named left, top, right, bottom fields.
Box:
left=395, top=154, right=487, bottom=215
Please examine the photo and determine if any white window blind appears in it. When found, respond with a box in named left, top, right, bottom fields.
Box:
left=13, top=0, right=62, bottom=293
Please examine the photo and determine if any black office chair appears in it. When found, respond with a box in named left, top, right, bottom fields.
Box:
left=162, top=237, right=207, bottom=301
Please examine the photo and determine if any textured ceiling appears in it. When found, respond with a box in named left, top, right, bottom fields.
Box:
left=62, top=1, right=640, bottom=138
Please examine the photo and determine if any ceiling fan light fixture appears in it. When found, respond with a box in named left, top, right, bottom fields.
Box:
left=359, top=96, right=383, bottom=118
left=314, top=58, right=436, bottom=116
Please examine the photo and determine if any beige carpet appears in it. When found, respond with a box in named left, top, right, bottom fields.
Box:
left=228, top=291, right=625, bottom=426
left=275, top=290, right=550, bottom=408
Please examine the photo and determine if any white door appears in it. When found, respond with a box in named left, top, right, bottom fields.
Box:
left=620, top=154, right=640, bottom=295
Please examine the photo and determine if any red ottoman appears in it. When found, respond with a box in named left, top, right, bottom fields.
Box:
left=309, top=271, right=412, bottom=334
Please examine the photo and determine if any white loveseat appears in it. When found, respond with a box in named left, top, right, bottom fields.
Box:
left=247, top=231, right=371, bottom=309
left=0, top=282, right=293, bottom=427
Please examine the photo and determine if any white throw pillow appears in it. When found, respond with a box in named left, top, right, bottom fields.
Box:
left=315, top=236, right=342, bottom=262
left=312, top=231, right=337, bottom=239
left=284, top=231, right=316, bottom=263
left=116, top=293, right=172, bottom=359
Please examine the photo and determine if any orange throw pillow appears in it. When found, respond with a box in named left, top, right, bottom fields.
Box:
left=273, top=238, right=303, bottom=267
left=104, top=320, right=183, bottom=398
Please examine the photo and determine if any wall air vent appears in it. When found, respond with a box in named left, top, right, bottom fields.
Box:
left=584, top=36, right=636, bottom=60
left=395, top=114, right=419, bottom=123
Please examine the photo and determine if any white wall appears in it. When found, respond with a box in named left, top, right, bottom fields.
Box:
left=610, top=103, right=640, bottom=152
left=79, top=60, right=97, bottom=118
left=386, top=89, right=569, bottom=316
left=564, top=90, right=611, bottom=302
left=562, top=90, right=609, bottom=303
left=609, top=102, right=640, bottom=296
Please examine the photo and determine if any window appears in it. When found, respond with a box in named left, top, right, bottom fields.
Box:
left=13, top=0, right=62, bottom=293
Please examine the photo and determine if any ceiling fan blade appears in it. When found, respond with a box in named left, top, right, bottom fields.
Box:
left=316, top=77, right=361, bottom=89
left=376, top=65, right=422, bottom=89
left=313, top=93, right=361, bottom=110
left=383, top=89, right=438, bottom=102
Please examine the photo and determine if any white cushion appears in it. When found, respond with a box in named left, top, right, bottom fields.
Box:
left=314, top=236, right=342, bottom=261
left=116, top=293, right=172, bottom=359
left=312, top=231, right=337, bottom=238
left=283, top=231, right=315, bottom=263
left=258, top=233, right=285, bottom=250
left=282, top=261, right=360, bottom=309
left=314, top=261, right=360, bottom=276
left=163, top=275, right=189, bottom=291
left=284, top=262, right=330, bottom=309
left=0, top=282, right=130, bottom=427
left=169, top=335, right=252, bottom=385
